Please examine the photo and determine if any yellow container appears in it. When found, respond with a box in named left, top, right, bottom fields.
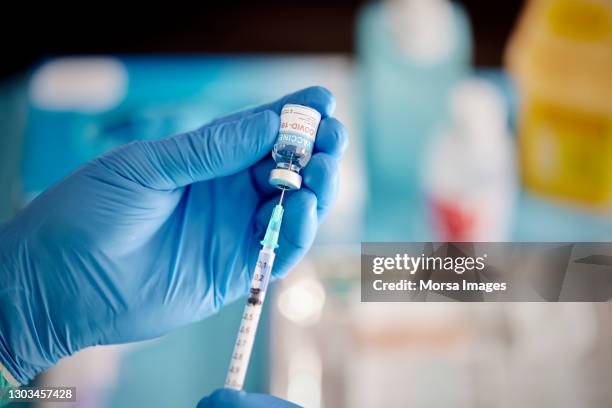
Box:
left=506, top=0, right=612, bottom=210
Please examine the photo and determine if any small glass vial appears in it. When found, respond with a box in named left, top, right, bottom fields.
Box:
left=269, top=104, right=322, bottom=190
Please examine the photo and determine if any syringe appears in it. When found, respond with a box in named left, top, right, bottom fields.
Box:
left=225, top=103, right=321, bottom=390
left=224, top=190, right=286, bottom=390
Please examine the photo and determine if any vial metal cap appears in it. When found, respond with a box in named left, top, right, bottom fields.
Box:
left=269, top=168, right=302, bottom=190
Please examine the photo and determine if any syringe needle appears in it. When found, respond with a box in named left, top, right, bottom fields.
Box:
left=278, top=188, right=286, bottom=206
left=277, top=155, right=292, bottom=207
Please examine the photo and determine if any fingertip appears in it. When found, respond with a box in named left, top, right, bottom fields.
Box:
left=206, top=87, right=335, bottom=127
left=286, top=86, right=336, bottom=118
left=315, top=117, right=349, bottom=158
left=302, top=153, right=340, bottom=213
left=271, top=189, right=318, bottom=278
left=281, top=189, right=318, bottom=249
left=198, top=389, right=244, bottom=407
left=308, top=85, right=336, bottom=117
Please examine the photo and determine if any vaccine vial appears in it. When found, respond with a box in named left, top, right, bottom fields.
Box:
left=269, top=104, right=321, bottom=190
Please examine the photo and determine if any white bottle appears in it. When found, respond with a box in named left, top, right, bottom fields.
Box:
left=423, top=78, right=517, bottom=241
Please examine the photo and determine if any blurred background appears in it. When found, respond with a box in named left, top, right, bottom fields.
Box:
left=1, top=0, right=612, bottom=406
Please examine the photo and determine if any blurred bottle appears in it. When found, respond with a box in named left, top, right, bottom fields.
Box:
left=357, top=0, right=472, bottom=240
left=506, top=0, right=612, bottom=211
left=424, top=79, right=517, bottom=241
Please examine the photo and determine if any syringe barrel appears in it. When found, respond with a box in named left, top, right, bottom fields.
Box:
left=224, top=247, right=275, bottom=390
left=247, top=247, right=275, bottom=303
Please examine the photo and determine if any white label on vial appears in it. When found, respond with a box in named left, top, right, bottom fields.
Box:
left=277, top=104, right=322, bottom=153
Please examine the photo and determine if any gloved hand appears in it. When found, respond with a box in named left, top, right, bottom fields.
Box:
left=197, top=389, right=301, bottom=408
left=0, top=86, right=348, bottom=384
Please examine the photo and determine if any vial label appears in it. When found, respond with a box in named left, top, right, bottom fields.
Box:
left=277, top=104, right=321, bottom=154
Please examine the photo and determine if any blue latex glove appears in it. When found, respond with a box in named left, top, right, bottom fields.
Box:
left=197, top=389, right=300, bottom=408
left=0, top=86, right=348, bottom=384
